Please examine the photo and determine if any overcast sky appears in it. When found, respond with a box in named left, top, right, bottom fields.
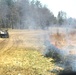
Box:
left=39, top=0, right=76, bottom=18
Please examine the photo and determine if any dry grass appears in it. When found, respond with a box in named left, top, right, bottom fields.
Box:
left=0, top=27, right=76, bottom=75
left=50, top=28, right=76, bottom=55
left=0, top=29, right=64, bottom=75
left=0, top=47, right=57, bottom=75
left=50, top=30, right=76, bottom=48
left=50, top=32, right=67, bottom=49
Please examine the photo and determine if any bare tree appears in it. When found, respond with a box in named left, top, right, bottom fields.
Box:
left=57, top=11, right=67, bottom=25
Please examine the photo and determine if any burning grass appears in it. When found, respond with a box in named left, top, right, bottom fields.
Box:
left=0, top=28, right=75, bottom=74
left=49, top=28, right=76, bottom=72
left=50, top=32, right=67, bottom=49
left=50, top=30, right=76, bottom=49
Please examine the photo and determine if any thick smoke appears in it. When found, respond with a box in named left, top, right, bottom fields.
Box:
left=43, top=29, right=76, bottom=72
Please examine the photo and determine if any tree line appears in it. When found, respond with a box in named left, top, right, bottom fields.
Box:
left=0, top=0, right=76, bottom=29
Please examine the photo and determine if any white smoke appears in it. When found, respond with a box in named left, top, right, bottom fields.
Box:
left=42, top=28, right=76, bottom=72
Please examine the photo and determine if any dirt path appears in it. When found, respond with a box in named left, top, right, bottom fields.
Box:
left=0, top=30, right=47, bottom=55
left=0, top=29, right=76, bottom=55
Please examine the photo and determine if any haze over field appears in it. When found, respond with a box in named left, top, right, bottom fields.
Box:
left=0, top=0, right=76, bottom=75
left=0, top=0, right=76, bottom=29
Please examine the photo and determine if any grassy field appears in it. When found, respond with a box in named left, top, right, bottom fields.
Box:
left=0, top=27, right=76, bottom=75
left=0, top=47, right=57, bottom=75
left=0, top=29, right=64, bottom=75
